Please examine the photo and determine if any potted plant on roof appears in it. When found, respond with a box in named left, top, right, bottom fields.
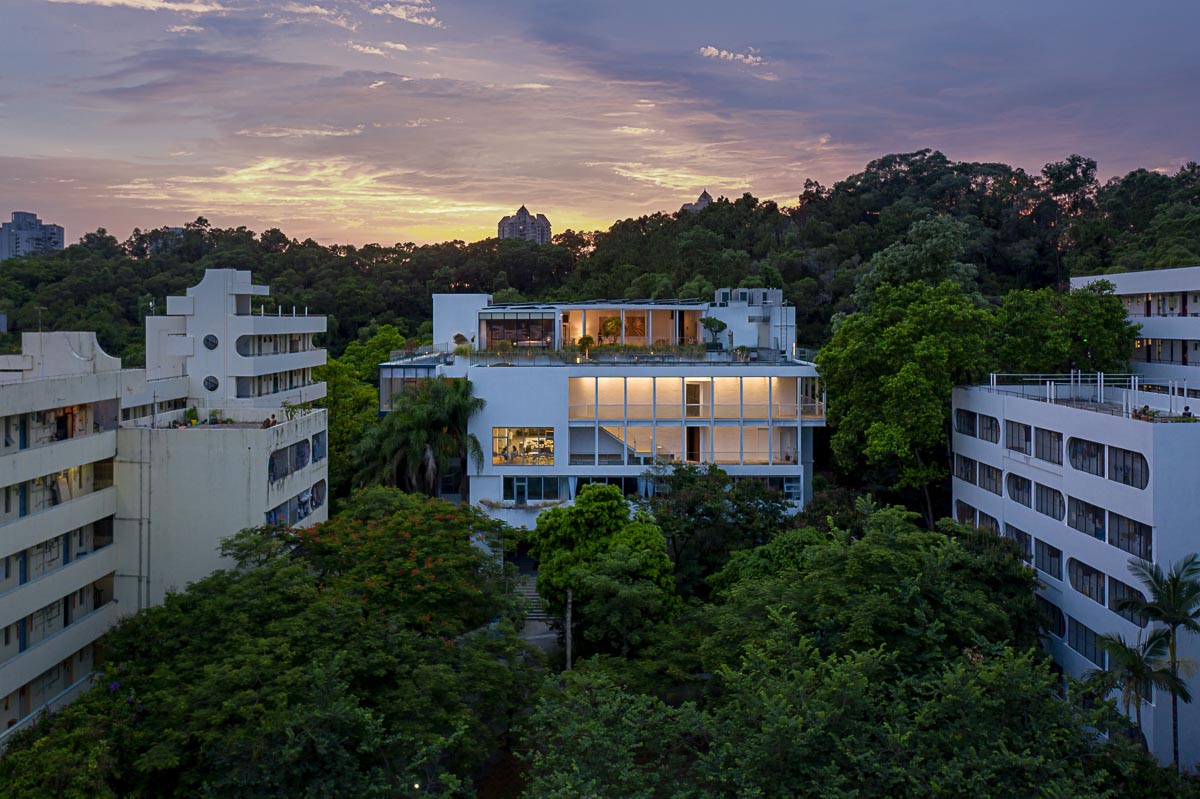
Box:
left=600, top=316, right=622, bottom=345
left=577, top=334, right=594, bottom=358
left=701, top=316, right=727, bottom=351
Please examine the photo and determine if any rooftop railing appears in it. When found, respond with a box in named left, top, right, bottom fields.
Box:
left=969, top=372, right=1198, bottom=422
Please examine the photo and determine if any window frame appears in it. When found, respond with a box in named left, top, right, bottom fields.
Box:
left=1067, top=496, right=1106, bottom=541
left=1005, top=420, right=1031, bottom=455
left=1035, top=428, right=1063, bottom=465
left=1035, top=483, right=1065, bottom=521
left=1006, top=473, right=1032, bottom=507
left=1108, top=511, right=1152, bottom=560
left=1108, top=446, right=1149, bottom=489
left=1035, top=538, right=1063, bottom=580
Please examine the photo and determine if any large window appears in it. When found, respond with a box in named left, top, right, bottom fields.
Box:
left=978, top=415, right=1001, bottom=444
left=1109, top=577, right=1149, bottom=627
left=503, top=476, right=562, bottom=504
left=954, top=454, right=977, bottom=484
left=492, top=427, right=555, bottom=465
left=1004, top=524, right=1033, bottom=562
left=1006, top=421, right=1031, bottom=455
left=1068, top=558, right=1106, bottom=605
left=955, top=500, right=976, bottom=526
left=1035, top=539, right=1063, bottom=580
left=576, top=476, right=641, bottom=497
left=1068, top=437, right=1105, bottom=477
left=978, top=463, right=1002, bottom=495
left=1035, top=484, right=1065, bottom=521
left=1035, top=428, right=1063, bottom=465
left=1068, top=617, right=1106, bottom=667
left=1109, top=511, right=1152, bottom=560
left=1006, top=473, right=1032, bottom=506
left=480, top=312, right=555, bottom=348
left=954, top=409, right=977, bottom=437
left=1067, top=497, right=1105, bottom=540
left=1109, top=446, right=1149, bottom=489
left=1037, top=595, right=1066, bottom=638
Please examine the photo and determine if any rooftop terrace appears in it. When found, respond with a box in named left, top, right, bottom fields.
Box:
left=964, top=373, right=1199, bottom=422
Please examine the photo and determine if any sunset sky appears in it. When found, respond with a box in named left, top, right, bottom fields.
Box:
left=3, top=0, right=1198, bottom=246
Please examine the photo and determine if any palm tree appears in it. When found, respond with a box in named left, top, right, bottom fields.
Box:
left=1091, top=628, right=1190, bottom=750
left=353, top=377, right=485, bottom=498
left=1116, top=554, right=1200, bottom=770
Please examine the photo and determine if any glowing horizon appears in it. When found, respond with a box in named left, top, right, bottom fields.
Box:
left=3, top=0, right=1198, bottom=246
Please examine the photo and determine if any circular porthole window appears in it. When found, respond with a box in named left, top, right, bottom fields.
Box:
left=203, top=375, right=220, bottom=392
left=203, top=334, right=219, bottom=350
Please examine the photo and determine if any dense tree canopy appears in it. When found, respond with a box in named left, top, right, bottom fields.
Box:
left=0, top=489, right=535, bottom=798
left=3, top=150, right=1196, bottom=365
left=520, top=506, right=1187, bottom=799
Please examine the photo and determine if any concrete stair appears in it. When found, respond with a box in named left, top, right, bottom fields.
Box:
left=516, top=577, right=553, bottom=623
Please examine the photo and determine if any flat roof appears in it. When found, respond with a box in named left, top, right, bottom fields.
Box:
left=1072, top=265, right=1200, bottom=294
left=487, top=298, right=708, bottom=310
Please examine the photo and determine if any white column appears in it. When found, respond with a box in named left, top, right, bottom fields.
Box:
left=739, top=377, right=744, bottom=466
left=623, top=377, right=629, bottom=466
left=620, top=309, right=626, bottom=346
left=768, top=378, right=774, bottom=464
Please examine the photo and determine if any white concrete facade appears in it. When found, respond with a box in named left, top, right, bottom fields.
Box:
left=141, top=269, right=326, bottom=410
left=0, top=212, right=64, bottom=262
left=0, top=269, right=329, bottom=743
left=1073, top=265, right=1200, bottom=388
left=0, top=333, right=139, bottom=739
left=952, top=377, right=1200, bottom=766
left=383, top=290, right=820, bottom=527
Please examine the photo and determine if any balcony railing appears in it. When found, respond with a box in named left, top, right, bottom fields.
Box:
left=568, top=402, right=809, bottom=420
left=567, top=450, right=802, bottom=467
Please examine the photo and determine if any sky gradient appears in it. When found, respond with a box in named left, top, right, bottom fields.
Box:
left=3, top=0, right=1198, bottom=245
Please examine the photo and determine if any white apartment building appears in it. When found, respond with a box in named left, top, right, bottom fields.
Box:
left=1074, top=265, right=1200, bottom=389
left=952, top=265, right=1200, bottom=766
left=0, top=269, right=328, bottom=742
left=0, top=212, right=64, bottom=262
left=0, top=333, right=133, bottom=740
left=381, top=288, right=823, bottom=527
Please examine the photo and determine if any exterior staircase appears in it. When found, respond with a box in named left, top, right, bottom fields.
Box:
left=516, top=576, right=553, bottom=623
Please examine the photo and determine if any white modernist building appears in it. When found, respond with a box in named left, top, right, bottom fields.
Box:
left=382, top=287, right=823, bottom=528
left=0, top=269, right=328, bottom=741
left=952, top=265, right=1200, bottom=766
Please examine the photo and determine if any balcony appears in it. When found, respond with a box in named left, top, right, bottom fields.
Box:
left=227, top=349, right=326, bottom=378
left=0, top=601, right=118, bottom=703
left=0, top=545, right=117, bottom=630
left=0, top=431, right=117, bottom=490
left=0, top=487, right=116, bottom=560
left=229, top=313, right=326, bottom=336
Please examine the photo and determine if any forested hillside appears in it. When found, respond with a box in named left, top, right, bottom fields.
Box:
left=3, top=150, right=1198, bottom=364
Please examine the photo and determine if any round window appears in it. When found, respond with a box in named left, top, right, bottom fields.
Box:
left=203, top=375, right=220, bottom=392
left=203, top=334, right=219, bottom=350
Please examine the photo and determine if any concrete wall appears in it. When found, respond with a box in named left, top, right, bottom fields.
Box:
left=114, top=410, right=329, bottom=609
left=952, top=386, right=1200, bottom=765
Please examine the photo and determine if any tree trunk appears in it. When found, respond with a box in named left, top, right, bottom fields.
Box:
left=913, top=450, right=936, bottom=529
left=1171, top=630, right=1181, bottom=771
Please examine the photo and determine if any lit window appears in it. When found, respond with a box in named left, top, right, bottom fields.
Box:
left=492, top=428, right=555, bottom=465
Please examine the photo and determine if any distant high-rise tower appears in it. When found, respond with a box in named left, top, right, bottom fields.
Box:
left=498, top=205, right=552, bottom=244
left=0, top=212, right=65, bottom=261
left=681, top=190, right=713, bottom=213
